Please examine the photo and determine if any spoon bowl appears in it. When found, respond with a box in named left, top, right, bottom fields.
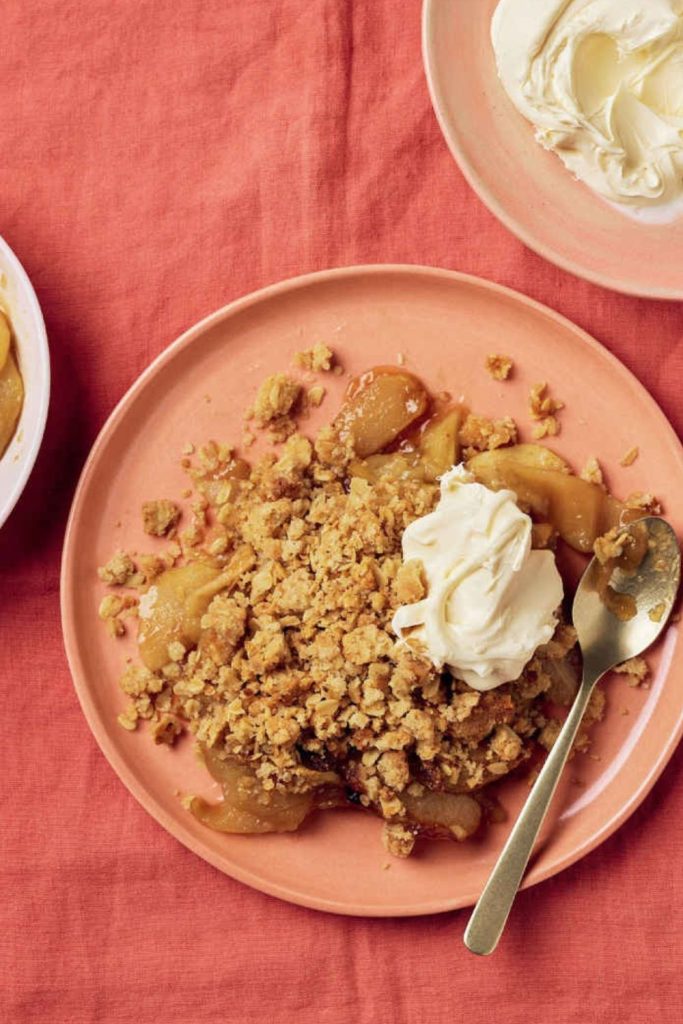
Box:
left=573, top=517, right=681, bottom=676
left=464, top=517, right=681, bottom=955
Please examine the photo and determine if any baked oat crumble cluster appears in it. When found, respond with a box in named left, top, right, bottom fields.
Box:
left=485, top=353, right=513, bottom=381
left=96, top=351, right=659, bottom=855
left=293, top=343, right=335, bottom=373
left=529, top=381, right=564, bottom=439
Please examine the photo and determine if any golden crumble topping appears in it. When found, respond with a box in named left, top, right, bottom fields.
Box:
left=142, top=499, right=181, bottom=537
left=580, top=456, right=604, bottom=487
left=624, top=491, right=662, bottom=515
left=593, top=526, right=632, bottom=565
left=307, top=384, right=326, bottom=408
left=529, top=382, right=563, bottom=439
left=620, top=446, right=639, bottom=468
left=97, top=550, right=138, bottom=587
left=294, top=344, right=335, bottom=373
left=485, top=354, right=513, bottom=381
left=97, top=353, right=659, bottom=856
left=248, top=373, right=302, bottom=442
left=613, top=657, right=650, bottom=687
left=382, top=822, right=416, bottom=858
left=460, top=413, right=518, bottom=459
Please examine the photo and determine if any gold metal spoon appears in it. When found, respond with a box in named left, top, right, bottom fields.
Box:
left=464, top=516, right=681, bottom=956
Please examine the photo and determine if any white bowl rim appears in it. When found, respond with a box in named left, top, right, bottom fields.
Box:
left=0, top=236, right=51, bottom=529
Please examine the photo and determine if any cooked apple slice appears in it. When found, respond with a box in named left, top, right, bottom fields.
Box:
left=191, top=747, right=316, bottom=833
left=348, top=452, right=426, bottom=483
left=335, top=368, right=428, bottom=458
left=138, top=545, right=255, bottom=670
left=402, top=790, right=482, bottom=840
left=468, top=447, right=622, bottom=552
left=418, top=406, right=462, bottom=480
left=138, top=561, right=221, bottom=670
left=0, top=350, right=24, bottom=458
left=0, top=311, right=10, bottom=372
left=469, top=442, right=569, bottom=475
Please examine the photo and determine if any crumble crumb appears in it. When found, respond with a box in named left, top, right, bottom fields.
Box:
left=538, top=718, right=562, bottom=752
left=490, top=724, right=522, bottom=762
left=382, top=822, right=416, bottom=859
left=529, top=382, right=563, bottom=438
left=98, top=550, right=137, bottom=586
left=593, top=526, right=632, bottom=565
left=248, top=373, right=302, bottom=442
left=142, top=499, right=181, bottom=537
left=294, top=343, right=335, bottom=373
left=624, top=492, right=662, bottom=515
left=485, top=353, right=513, bottom=381
left=614, top=657, right=650, bottom=687
left=250, top=373, right=301, bottom=424
left=460, top=413, right=517, bottom=458
left=580, top=457, right=604, bottom=487
left=531, top=417, right=559, bottom=440
left=397, top=352, right=406, bottom=366
left=181, top=443, right=195, bottom=456
left=137, top=553, right=167, bottom=582
left=117, top=709, right=139, bottom=732
left=150, top=714, right=183, bottom=745
left=620, top=446, right=639, bottom=468
left=307, top=384, right=326, bottom=408
left=394, top=559, right=426, bottom=604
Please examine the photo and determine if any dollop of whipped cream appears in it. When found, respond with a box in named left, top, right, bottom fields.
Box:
left=392, top=466, right=563, bottom=691
left=491, top=0, right=683, bottom=209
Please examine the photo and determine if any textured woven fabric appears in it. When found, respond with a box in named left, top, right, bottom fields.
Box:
left=2, top=2, right=683, bottom=1022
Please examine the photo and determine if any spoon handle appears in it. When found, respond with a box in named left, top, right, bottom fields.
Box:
left=464, top=673, right=598, bottom=955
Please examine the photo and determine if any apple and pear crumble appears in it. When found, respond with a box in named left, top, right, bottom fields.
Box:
left=98, top=353, right=657, bottom=857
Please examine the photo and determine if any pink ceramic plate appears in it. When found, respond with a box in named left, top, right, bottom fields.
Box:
left=423, top=1, right=683, bottom=299
left=61, top=266, right=683, bottom=916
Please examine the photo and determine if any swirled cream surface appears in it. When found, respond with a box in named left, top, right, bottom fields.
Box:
left=392, top=466, right=563, bottom=691
left=491, top=0, right=683, bottom=210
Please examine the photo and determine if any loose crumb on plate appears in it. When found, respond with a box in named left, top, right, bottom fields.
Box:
left=293, top=343, right=335, bottom=373
left=307, top=384, right=326, bottom=408
left=247, top=373, right=302, bottom=442
left=529, top=381, right=563, bottom=439
left=142, top=499, right=181, bottom=537
left=620, top=446, right=639, bottom=468
left=580, top=456, right=604, bottom=487
left=485, top=353, right=513, bottom=381
left=624, top=491, right=662, bottom=515
left=613, top=656, right=650, bottom=687
left=97, top=550, right=138, bottom=586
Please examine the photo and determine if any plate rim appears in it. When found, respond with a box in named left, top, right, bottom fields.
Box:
left=60, top=263, right=683, bottom=916
left=421, top=0, right=683, bottom=302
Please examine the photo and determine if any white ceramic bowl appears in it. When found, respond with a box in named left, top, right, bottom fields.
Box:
left=0, top=237, right=50, bottom=528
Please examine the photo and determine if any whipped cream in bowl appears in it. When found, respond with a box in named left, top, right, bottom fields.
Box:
left=392, top=465, right=564, bottom=691
left=491, top=0, right=683, bottom=214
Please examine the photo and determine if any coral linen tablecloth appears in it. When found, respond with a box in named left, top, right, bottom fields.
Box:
left=2, top=2, right=683, bottom=1022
